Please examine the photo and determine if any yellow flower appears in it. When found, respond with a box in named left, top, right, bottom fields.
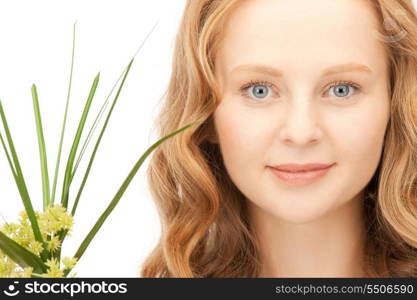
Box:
left=47, top=235, right=61, bottom=252
left=45, top=258, right=64, bottom=278
left=62, top=256, right=78, bottom=270
left=1, top=223, right=19, bottom=236
left=0, top=255, right=15, bottom=277
left=19, top=210, right=28, bottom=220
left=28, top=240, right=43, bottom=256
left=11, top=267, right=33, bottom=278
left=45, top=268, right=64, bottom=278
left=0, top=204, right=75, bottom=277
left=39, top=204, right=74, bottom=235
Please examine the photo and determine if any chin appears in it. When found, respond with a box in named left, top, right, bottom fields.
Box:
left=264, top=197, right=337, bottom=225
left=273, top=210, right=330, bottom=225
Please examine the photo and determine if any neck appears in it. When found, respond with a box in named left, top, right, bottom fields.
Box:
left=248, top=192, right=367, bottom=278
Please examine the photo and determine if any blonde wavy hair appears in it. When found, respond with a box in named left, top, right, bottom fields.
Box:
left=140, top=0, right=417, bottom=277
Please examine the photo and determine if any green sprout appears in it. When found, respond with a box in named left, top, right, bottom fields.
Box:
left=0, top=21, right=203, bottom=277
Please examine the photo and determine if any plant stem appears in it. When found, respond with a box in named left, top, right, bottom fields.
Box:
left=51, top=21, right=77, bottom=207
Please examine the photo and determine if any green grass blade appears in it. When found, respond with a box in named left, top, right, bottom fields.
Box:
left=0, top=131, right=17, bottom=178
left=60, top=72, right=100, bottom=209
left=71, top=102, right=108, bottom=180
left=31, top=84, right=51, bottom=211
left=51, top=21, right=77, bottom=207
left=70, top=59, right=133, bottom=217
left=71, top=69, right=124, bottom=180
left=0, top=101, right=47, bottom=260
left=0, top=231, right=47, bottom=273
left=70, top=120, right=203, bottom=268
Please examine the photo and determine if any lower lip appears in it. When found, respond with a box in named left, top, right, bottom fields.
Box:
left=269, top=164, right=334, bottom=186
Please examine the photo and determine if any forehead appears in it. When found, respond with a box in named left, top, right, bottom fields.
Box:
left=215, top=0, right=388, bottom=79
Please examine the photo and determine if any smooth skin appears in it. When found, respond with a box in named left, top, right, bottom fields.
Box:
left=212, top=0, right=391, bottom=277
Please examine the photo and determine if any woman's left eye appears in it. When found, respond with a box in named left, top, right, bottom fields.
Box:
left=326, top=81, right=359, bottom=99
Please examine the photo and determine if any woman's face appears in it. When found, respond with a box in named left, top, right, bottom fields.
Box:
left=212, top=0, right=391, bottom=224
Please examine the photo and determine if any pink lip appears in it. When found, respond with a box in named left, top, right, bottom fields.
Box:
left=271, top=163, right=334, bottom=172
left=269, top=163, right=335, bottom=186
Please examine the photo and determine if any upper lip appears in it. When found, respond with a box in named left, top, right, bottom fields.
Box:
left=270, top=163, right=335, bottom=172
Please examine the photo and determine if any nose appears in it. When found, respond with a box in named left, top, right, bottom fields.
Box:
left=278, top=100, right=322, bottom=146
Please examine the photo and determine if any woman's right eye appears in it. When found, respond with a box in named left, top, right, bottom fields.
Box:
left=239, top=80, right=276, bottom=101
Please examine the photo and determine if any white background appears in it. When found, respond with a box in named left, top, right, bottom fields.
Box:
left=0, top=0, right=416, bottom=277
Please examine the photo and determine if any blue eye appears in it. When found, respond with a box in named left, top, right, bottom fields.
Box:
left=239, top=80, right=275, bottom=101
left=328, top=83, right=358, bottom=98
left=250, top=85, right=270, bottom=99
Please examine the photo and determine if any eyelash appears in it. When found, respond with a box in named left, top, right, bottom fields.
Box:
left=239, top=79, right=361, bottom=102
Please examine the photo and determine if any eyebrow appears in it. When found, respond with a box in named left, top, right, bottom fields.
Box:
left=230, top=63, right=373, bottom=77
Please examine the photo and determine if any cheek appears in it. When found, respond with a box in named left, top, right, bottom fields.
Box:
left=213, top=99, right=270, bottom=167
left=327, top=101, right=389, bottom=170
